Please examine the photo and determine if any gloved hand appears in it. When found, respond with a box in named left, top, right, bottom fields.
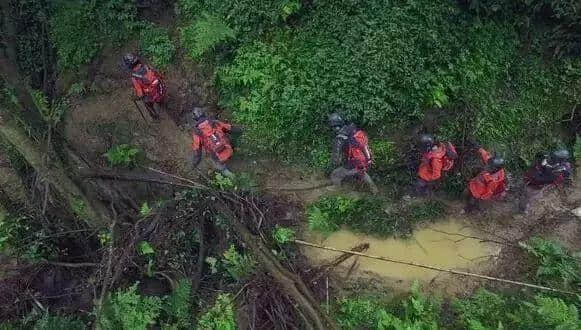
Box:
left=132, top=94, right=143, bottom=102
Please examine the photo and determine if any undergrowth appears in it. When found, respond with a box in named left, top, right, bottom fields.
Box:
left=307, top=195, right=446, bottom=238
left=520, top=237, right=581, bottom=290
left=140, top=26, right=175, bottom=70
left=98, top=284, right=162, bottom=330
left=105, top=144, right=141, bottom=168
left=222, top=244, right=256, bottom=281
left=337, top=283, right=580, bottom=330
left=180, top=14, right=235, bottom=60
left=197, top=294, right=236, bottom=330
left=50, top=0, right=141, bottom=70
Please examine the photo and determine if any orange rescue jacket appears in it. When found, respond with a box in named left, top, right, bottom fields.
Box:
left=131, top=64, right=166, bottom=103
left=418, top=142, right=456, bottom=182
left=469, top=148, right=506, bottom=200
left=192, top=119, right=233, bottom=163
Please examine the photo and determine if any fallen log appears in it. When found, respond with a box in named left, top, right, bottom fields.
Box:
left=216, top=200, right=338, bottom=330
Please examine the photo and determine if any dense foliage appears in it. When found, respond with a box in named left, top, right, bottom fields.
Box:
left=180, top=14, right=235, bottom=60
left=98, top=284, right=162, bottom=330
left=50, top=0, right=139, bottom=69
left=337, top=283, right=580, bottom=330
left=140, top=26, right=175, bottom=70
left=175, top=0, right=581, bottom=169
left=466, top=0, right=581, bottom=57
left=521, top=237, right=581, bottom=290
left=307, top=195, right=445, bottom=238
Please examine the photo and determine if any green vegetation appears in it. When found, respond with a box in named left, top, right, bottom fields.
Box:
left=180, top=14, right=235, bottom=60
left=272, top=225, right=296, bottom=244
left=336, top=282, right=441, bottom=329
left=140, top=26, right=175, bottom=70
left=337, top=283, right=580, bottom=330
left=30, top=90, right=67, bottom=126
left=33, top=313, right=84, bottom=330
left=163, top=279, right=193, bottom=329
left=521, top=237, right=581, bottom=290
left=50, top=0, right=140, bottom=69
left=174, top=0, right=579, bottom=171
left=574, top=135, right=581, bottom=161
left=105, top=144, right=141, bottom=168
left=0, top=214, right=56, bottom=261
left=307, top=195, right=446, bottom=238
left=98, top=284, right=162, bottom=330
left=197, top=294, right=236, bottom=330
left=222, top=244, right=256, bottom=281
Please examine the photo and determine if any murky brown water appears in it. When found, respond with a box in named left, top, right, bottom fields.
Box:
left=303, top=218, right=501, bottom=281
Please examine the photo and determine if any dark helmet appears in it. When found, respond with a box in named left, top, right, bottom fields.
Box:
left=192, top=107, right=206, bottom=121
left=551, top=149, right=570, bottom=162
left=535, top=152, right=549, bottom=164
left=489, top=157, right=505, bottom=171
left=328, top=113, right=344, bottom=128
left=419, top=134, right=435, bottom=149
left=123, top=53, right=139, bottom=68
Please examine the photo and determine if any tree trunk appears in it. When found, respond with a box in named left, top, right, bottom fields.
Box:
left=0, top=112, right=109, bottom=225
left=217, top=201, right=338, bottom=330
left=0, top=1, right=17, bottom=63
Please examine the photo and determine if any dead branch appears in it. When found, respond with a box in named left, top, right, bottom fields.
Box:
left=215, top=199, right=338, bottom=330
left=310, top=243, right=369, bottom=283
left=295, top=239, right=577, bottom=295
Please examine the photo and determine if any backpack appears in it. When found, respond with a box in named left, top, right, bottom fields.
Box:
left=346, top=128, right=372, bottom=172
left=197, top=120, right=232, bottom=162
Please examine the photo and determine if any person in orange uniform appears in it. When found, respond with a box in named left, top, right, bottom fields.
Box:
left=519, top=149, right=573, bottom=212
left=328, top=113, right=378, bottom=193
left=415, top=134, right=457, bottom=195
left=123, top=53, right=166, bottom=120
left=467, top=147, right=506, bottom=211
left=188, top=107, right=239, bottom=178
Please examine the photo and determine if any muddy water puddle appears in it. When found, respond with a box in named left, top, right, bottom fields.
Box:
left=303, top=218, right=501, bottom=281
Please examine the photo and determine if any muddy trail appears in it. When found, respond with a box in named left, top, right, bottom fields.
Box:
left=61, top=45, right=581, bottom=299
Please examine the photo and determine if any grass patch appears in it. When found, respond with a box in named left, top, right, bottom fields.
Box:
left=307, top=195, right=446, bottom=238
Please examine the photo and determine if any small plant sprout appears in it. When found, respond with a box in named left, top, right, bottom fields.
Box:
left=105, top=144, right=141, bottom=168
left=222, top=245, right=256, bottom=281
left=138, top=241, right=155, bottom=256
left=140, top=202, right=152, bottom=217
left=272, top=225, right=296, bottom=244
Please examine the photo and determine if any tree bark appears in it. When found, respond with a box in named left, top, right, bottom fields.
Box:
left=0, top=112, right=109, bottom=225
left=216, top=201, right=338, bottom=330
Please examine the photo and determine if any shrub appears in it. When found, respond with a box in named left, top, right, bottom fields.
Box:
left=98, top=284, right=162, bottom=330
left=511, top=295, right=580, bottom=330
left=33, top=313, right=84, bottom=330
left=140, top=26, right=175, bottom=69
left=180, top=14, right=235, bottom=60
left=163, top=279, right=193, bottom=329
left=574, top=135, right=581, bottom=162
left=30, top=90, right=67, bottom=126
left=217, top=1, right=525, bottom=166
left=520, top=237, right=581, bottom=289
left=222, top=244, right=256, bottom=281
left=197, top=294, right=236, bottom=330
left=105, top=144, right=141, bottom=168
left=453, top=289, right=512, bottom=329
left=178, top=0, right=298, bottom=37
left=336, top=282, right=440, bottom=329
left=272, top=225, right=296, bottom=244
left=0, top=213, right=56, bottom=261
left=464, top=0, right=581, bottom=57
left=307, top=195, right=446, bottom=238
left=50, top=0, right=140, bottom=69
